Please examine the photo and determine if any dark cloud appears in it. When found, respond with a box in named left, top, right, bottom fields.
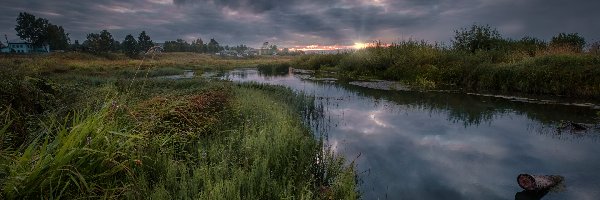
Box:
left=1, top=0, right=599, bottom=47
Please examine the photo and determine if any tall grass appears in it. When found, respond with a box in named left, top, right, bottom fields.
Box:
left=293, top=41, right=600, bottom=98
left=0, top=56, right=357, bottom=199
left=0, top=52, right=292, bottom=76
left=1, top=107, right=138, bottom=199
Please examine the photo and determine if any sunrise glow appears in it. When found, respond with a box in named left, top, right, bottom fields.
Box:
left=289, top=44, right=354, bottom=52
left=353, top=43, right=367, bottom=49
left=287, top=42, right=392, bottom=52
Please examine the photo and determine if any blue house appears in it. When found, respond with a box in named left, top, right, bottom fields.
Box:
left=0, top=39, right=50, bottom=53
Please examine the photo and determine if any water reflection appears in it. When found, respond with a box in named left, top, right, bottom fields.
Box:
left=219, top=68, right=600, bottom=200
left=515, top=190, right=548, bottom=200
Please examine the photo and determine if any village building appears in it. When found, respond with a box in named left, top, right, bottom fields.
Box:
left=0, top=39, right=50, bottom=53
left=258, top=42, right=272, bottom=55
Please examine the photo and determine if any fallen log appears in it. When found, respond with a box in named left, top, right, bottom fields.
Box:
left=517, top=174, right=563, bottom=191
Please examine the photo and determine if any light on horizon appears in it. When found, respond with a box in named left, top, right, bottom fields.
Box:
left=353, top=42, right=367, bottom=49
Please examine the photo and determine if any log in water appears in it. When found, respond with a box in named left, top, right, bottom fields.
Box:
left=517, top=174, right=564, bottom=191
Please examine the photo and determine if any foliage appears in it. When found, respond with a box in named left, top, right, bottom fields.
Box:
left=207, top=38, right=222, bottom=53
left=511, top=36, right=548, bottom=56
left=83, top=30, right=116, bottom=54
left=453, top=24, right=503, bottom=53
left=550, top=33, right=586, bottom=52
left=15, top=12, right=49, bottom=47
left=14, top=12, right=70, bottom=51
left=46, top=24, right=70, bottom=50
left=0, top=55, right=357, bottom=199
left=164, top=38, right=224, bottom=53
left=191, top=38, right=205, bottom=53
left=122, top=34, right=140, bottom=58
left=70, top=40, right=83, bottom=51
left=270, top=44, right=278, bottom=53
left=290, top=24, right=600, bottom=97
left=294, top=53, right=345, bottom=70
left=590, top=41, right=600, bottom=54
left=293, top=39, right=600, bottom=97
left=0, top=69, right=60, bottom=149
left=164, top=39, right=191, bottom=52
left=137, top=31, right=154, bottom=53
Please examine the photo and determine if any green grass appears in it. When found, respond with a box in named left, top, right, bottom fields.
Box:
left=0, top=53, right=358, bottom=199
left=293, top=41, right=600, bottom=98
left=0, top=52, right=292, bottom=76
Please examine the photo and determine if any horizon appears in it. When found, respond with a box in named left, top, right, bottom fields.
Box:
left=1, top=0, right=599, bottom=49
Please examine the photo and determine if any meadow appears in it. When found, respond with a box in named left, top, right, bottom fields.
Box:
left=0, top=53, right=358, bottom=199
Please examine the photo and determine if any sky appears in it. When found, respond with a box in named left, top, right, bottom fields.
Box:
left=1, top=0, right=599, bottom=48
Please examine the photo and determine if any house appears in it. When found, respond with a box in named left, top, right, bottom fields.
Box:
left=244, top=48, right=259, bottom=56
left=258, top=42, right=271, bottom=55
left=259, top=48, right=271, bottom=55
left=0, top=39, right=50, bottom=53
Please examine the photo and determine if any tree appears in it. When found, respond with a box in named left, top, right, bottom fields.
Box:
left=207, top=38, right=221, bottom=53
left=113, top=41, right=121, bottom=52
left=270, top=44, right=278, bottom=54
left=15, top=12, right=49, bottom=47
left=83, top=33, right=99, bottom=53
left=453, top=24, right=503, bottom=53
left=46, top=24, right=70, bottom=50
left=70, top=40, right=82, bottom=51
left=227, top=44, right=246, bottom=53
left=122, top=34, right=140, bottom=58
left=163, top=39, right=190, bottom=52
left=83, top=30, right=115, bottom=54
left=191, top=38, right=205, bottom=53
left=15, top=12, right=71, bottom=51
left=233, top=44, right=248, bottom=53
left=550, top=33, right=586, bottom=52
left=138, top=31, right=154, bottom=53
left=513, top=36, right=547, bottom=56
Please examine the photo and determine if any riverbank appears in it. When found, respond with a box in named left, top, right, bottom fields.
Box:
left=291, top=42, right=600, bottom=99
left=0, top=52, right=292, bottom=76
left=0, top=53, right=357, bottom=199
left=220, top=67, right=600, bottom=199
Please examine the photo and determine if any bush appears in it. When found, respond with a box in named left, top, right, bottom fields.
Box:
left=550, top=33, right=586, bottom=53
left=294, top=54, right=345, bottom=70
left=453, top=24, right=504, bottom=53
left=0, top=69, right=60, bottom=148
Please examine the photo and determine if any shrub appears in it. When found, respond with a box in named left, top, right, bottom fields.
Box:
left=453, top=24, right=504, bottom=53
left=550, top=33, right=586, bottom=53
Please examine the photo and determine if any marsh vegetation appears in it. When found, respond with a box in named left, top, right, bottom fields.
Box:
left=292, top=25, right=600, bottom=98
left=0, top=53, right=357, bottom=199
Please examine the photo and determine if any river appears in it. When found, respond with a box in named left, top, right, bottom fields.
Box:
left=217, top=67, right=600, bottom=200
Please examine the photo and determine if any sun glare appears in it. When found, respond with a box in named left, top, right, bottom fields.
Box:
left=353, top=43, right=367, bottom=49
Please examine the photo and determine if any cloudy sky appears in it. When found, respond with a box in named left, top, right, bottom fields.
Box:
left=1, top=0, right=598, bottom=48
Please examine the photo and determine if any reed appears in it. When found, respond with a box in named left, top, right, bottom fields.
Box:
left=293, top=41, right=600, bottom=98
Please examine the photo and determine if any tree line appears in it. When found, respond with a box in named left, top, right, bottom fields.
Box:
left=10, top=12, right=240, bottom=57
left=11, top=13, right=598, bottom=57
left=452, top=24, right=597, bottom=55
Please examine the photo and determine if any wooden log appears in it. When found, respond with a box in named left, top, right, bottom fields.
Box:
left=517, top=174, right=563, bottom=191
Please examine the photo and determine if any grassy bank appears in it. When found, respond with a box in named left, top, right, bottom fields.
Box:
left=292, top=41, right=600, bottom=98
left=0, top=52, right=292, bottom=76
left=0, top=53, right=357, bottom=199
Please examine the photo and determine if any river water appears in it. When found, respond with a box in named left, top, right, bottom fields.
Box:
left=219, top=68, right=600, bottom=200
